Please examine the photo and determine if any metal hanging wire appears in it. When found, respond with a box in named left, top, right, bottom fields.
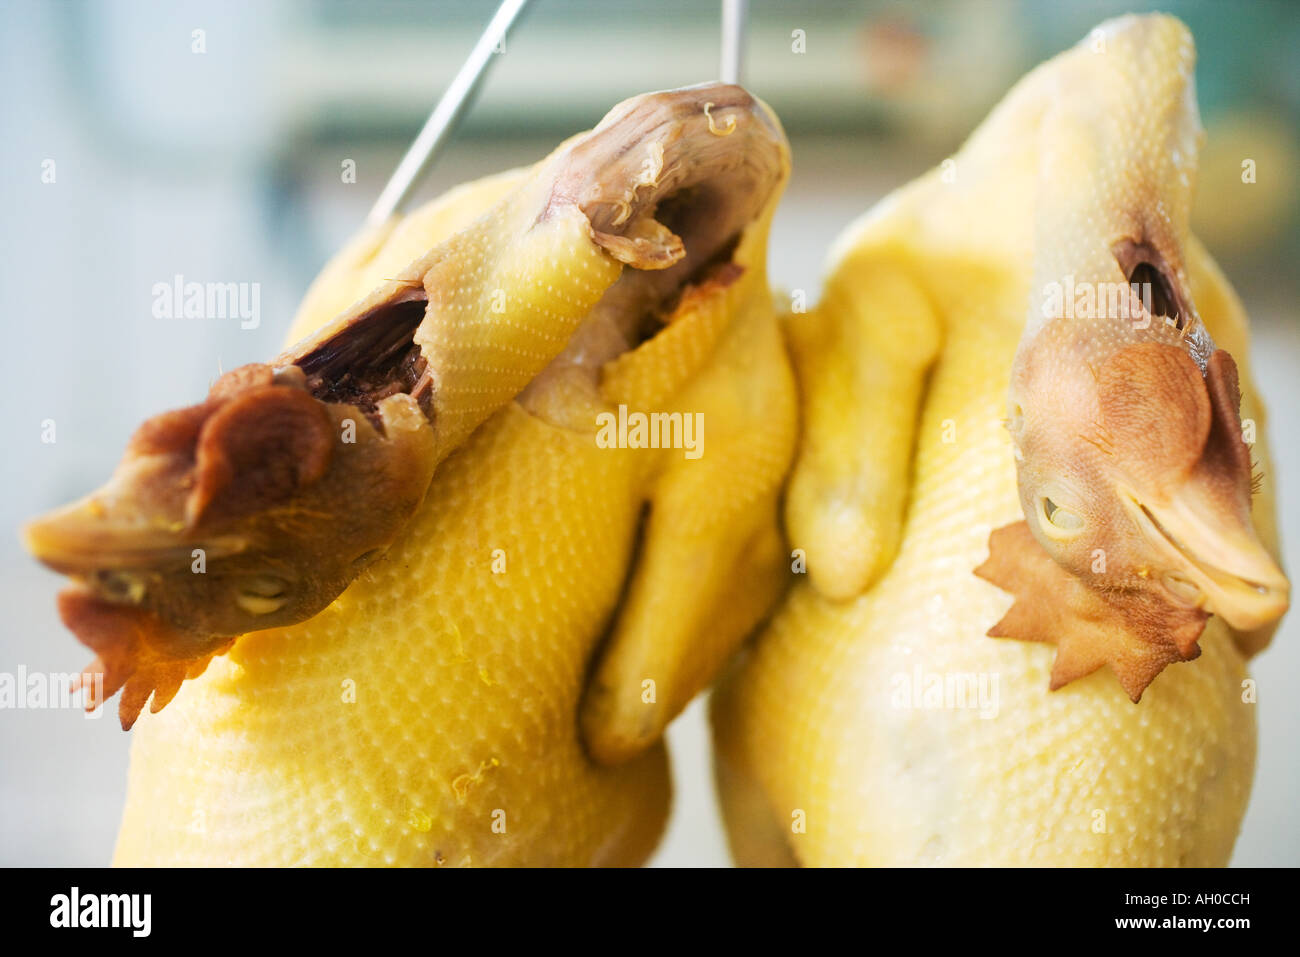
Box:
left=720, top=0, right=748, bottom=85
left=366, top=0, right=749, bottom=226
left=365, top=0, right=532, bottom=226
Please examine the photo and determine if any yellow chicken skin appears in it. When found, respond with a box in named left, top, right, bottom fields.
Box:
left=30, top=85, right=797, bottom=865
left=26, top=84, right=788, bottom=734
left=713, top=15, right=1286, bottom=866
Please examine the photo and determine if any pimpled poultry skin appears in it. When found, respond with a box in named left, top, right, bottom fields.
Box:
left=56, top=86, right=797, bottom=865
left=26, top=84, right=787, bottom=736
left=713, top=15, right=1287, bottom=866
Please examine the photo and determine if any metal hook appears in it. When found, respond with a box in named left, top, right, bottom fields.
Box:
left=720, top=0, right=748, bottom=85
left=365, top=0, right=532, bottom=227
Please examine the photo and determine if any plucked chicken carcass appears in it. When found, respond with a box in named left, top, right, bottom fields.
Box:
left=712, top=14, right=1288, bottom=866
left=26, top=85, right=797, bottom=865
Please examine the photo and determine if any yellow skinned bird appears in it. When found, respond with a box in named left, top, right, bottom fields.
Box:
left=27, top=85, right=797, bottom=865
left=713, top=14, right=1288, bottom=866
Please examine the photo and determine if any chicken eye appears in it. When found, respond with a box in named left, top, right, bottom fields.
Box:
left=236, top=576, right=289, bottom=616
left=95, top=571, right=146, bottom=604
left=1040, top=496, right=1084, bottom=536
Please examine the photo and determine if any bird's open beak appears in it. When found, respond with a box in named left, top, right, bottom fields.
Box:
left=1126, top=488, right=1289, bottom=631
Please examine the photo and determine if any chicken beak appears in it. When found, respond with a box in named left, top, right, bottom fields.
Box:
left=27, top=504, right=165, bottom=576
left=23, top=472, right=245, bottom=579
left=1127, top=488, right=1289, bottom=631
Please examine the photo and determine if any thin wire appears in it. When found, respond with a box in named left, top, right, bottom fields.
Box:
left=720, top=0, right=748, bottom=84
left=365, top=0, right=532, bottom=226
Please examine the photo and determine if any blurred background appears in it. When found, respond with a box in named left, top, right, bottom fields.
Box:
left=1, top=0, right=1296, bottom=866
